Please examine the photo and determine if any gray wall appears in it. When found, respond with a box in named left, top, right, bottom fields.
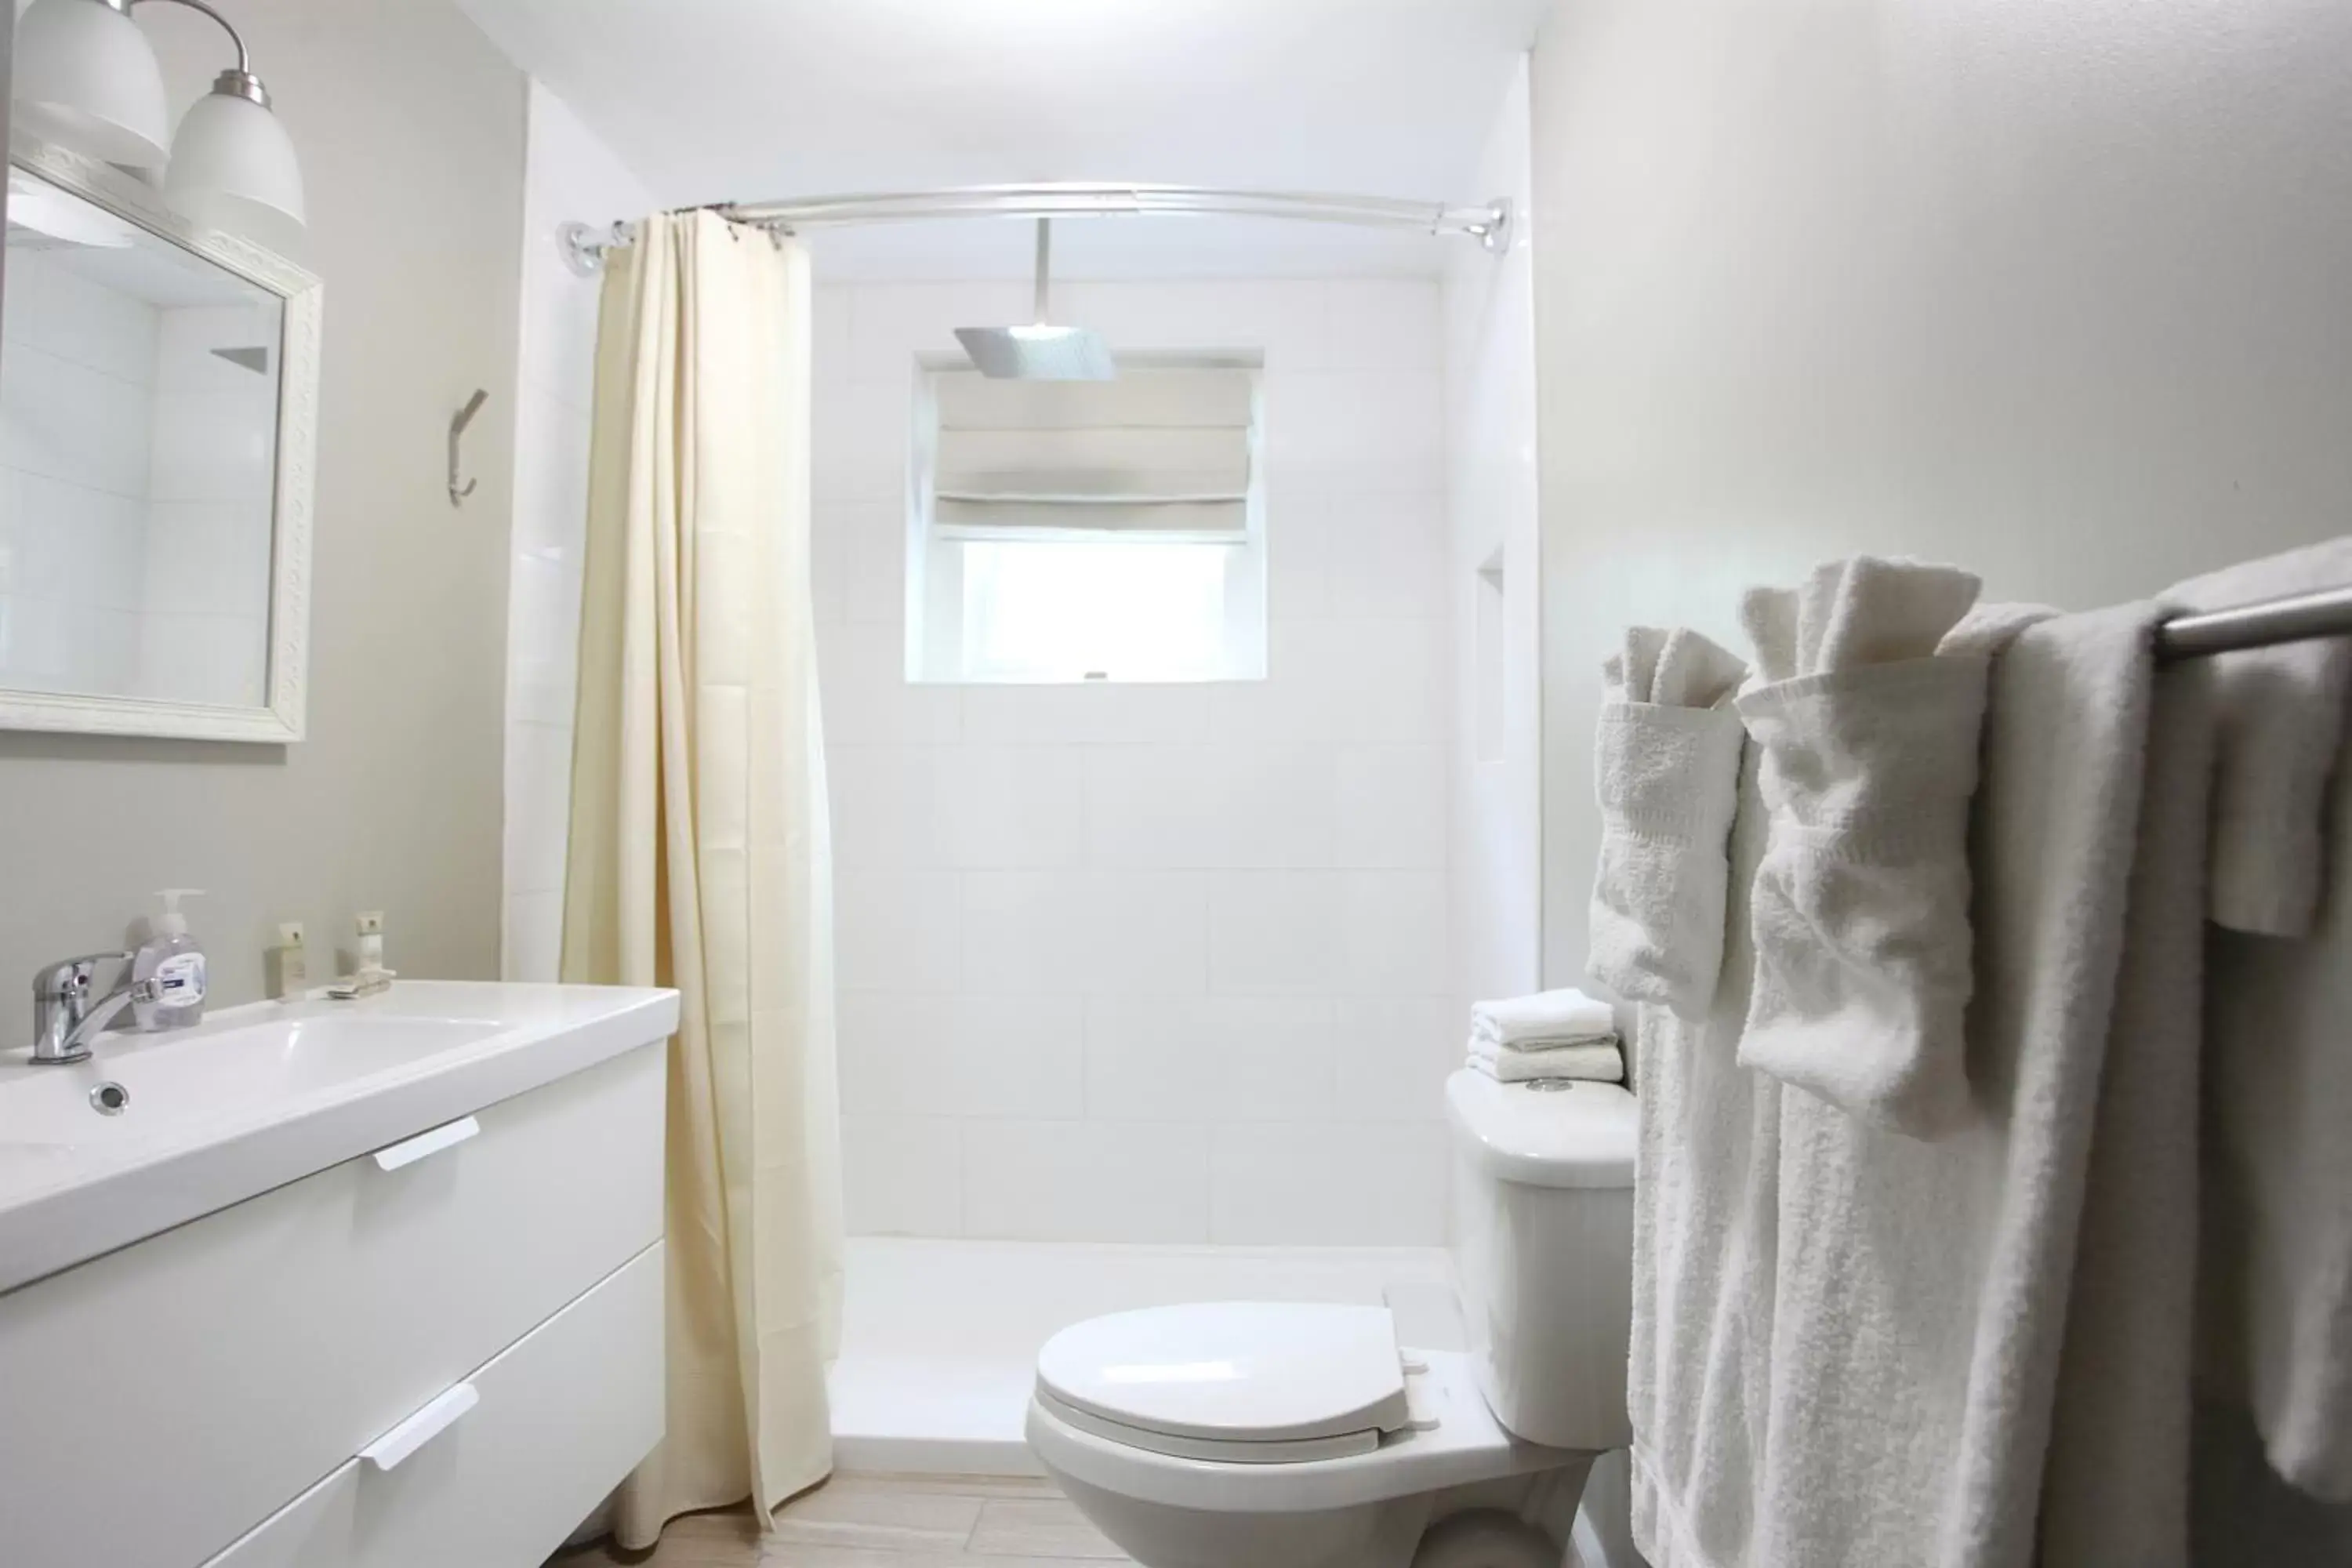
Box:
left=0, top=0, right=524, bottom=1007
left=1533, top=0, right=2352, bottom=984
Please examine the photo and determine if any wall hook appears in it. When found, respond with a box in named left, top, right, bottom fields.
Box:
left=448, top=389, right=489, bottom=506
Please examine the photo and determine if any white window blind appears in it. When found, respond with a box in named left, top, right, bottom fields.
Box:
left=932, top=367, right=1256, bottom=538
left=908, top=353, right=1269, bottom=685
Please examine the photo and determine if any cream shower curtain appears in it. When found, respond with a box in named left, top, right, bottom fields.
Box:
left=561, top=209, right=843, bottom=1547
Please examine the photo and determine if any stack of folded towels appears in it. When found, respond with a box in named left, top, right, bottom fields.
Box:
left=1466, top=989, right=1624, bottom=1085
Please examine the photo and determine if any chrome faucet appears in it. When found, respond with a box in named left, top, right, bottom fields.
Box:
left=30, top=954, right=160, bottom=1066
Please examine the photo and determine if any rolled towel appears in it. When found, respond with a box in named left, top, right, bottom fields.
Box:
left=1587, top=627, right=1749, bottom=1020
left=1467, top=1033, right=1624, bottom=1085
left=1733, top=558, right=2044, bottom=1140
left=1470, top=987, right=1617, bottom=1050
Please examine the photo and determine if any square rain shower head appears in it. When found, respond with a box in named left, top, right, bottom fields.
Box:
left=956, top=219, right=1116, bottom=380
left=954, top=322, right=1117, bottom=381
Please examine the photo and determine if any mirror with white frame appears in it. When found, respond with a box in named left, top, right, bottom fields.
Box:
left=0, top=139, right=318, bottom=742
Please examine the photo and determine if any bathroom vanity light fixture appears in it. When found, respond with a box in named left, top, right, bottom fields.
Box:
left=11, top=0, right=305, bottom=238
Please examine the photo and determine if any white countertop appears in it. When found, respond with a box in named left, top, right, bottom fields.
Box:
left=0, top=981, right=679, bottom=1294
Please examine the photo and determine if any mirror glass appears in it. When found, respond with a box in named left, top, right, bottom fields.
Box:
left=1, top=169, right=285, bottom=709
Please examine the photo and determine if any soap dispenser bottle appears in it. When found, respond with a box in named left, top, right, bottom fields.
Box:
left=133, top=889, right=209, bottom=1030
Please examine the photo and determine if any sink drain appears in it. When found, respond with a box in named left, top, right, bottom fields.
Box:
left=89, top=1081, right=130, bottom=1116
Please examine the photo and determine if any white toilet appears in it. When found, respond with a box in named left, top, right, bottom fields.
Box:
left=1025, top=1070, right=1639, bottom=1568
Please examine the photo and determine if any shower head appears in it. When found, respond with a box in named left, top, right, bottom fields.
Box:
left=955, top=219, right=1115, bottom=381
left=954, top=321, right=1115, bottom=381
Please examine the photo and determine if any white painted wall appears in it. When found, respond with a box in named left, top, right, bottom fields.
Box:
left=1531, top=0, right=2352, bottom=985
left=501, top=82, right=651, bottom=982
left=820, top=277, right=1457, bottom=1246
left=1, top=0, right=523, bottom=1007
left=1443, top=57, right=1542, bottom=1029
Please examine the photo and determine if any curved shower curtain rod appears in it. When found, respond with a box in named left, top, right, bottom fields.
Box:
left=557, top=182, right=1515, bottom=276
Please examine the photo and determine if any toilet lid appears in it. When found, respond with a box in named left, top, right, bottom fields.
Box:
left=1036, top=1302, right=1411, bottom=1448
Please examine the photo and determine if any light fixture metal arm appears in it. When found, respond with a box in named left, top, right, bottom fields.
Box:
left=125, top=0, right=251, bottom=72
left=125, top=0, right=268, bottom=105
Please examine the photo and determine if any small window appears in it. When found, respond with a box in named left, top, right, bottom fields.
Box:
left=907, top=354, right=1268, bottom=684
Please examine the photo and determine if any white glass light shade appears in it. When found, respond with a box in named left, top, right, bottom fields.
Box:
left=10, top=0, right=172, bottom=169
left=166, top=89, right=307, bottom=241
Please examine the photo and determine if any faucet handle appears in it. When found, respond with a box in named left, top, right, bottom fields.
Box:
left=33, top=952, right=133, bottom=1001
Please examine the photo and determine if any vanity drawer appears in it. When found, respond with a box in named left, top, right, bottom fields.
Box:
left=190, top=1243, right=665, bottom=1568
left=0, top=1040, right=665, bottom=1568
left=350, top=1240, right=665, bottom=1568
left=198, top=1462, right=360, bottom=1568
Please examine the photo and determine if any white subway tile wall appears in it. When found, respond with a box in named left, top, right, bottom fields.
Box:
left=1, top=254, right=154, bottom=691
left=824, top=277, right=1457, bottom=1247
left=0, top=252, right=275, bottom=703
left=497, top=88, right=1459, bottom=1243
left=499, top=82, right=653, bottom=978
left=1443, top=62, right=1544, bottom=1030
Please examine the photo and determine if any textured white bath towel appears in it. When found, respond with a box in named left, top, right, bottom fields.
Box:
left=2185, top=539, right=2352, bottom=1506
left=1466, top=1033, right=1624, bottom=1084
left=1628, top=742, right=1783, bottom=1568
left=1469, top=987, right=1617, bottom=1048
left=1756, top=603, right=2163, bottom=1568
left=1588, top=627, right=1749, bottom=1020
left=1733, top=559, right=1993, bottom=1138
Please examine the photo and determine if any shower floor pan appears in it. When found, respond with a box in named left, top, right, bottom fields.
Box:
left=829, top=1236, right=1461, bottom=1475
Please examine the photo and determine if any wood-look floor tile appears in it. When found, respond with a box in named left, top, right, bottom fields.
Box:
left=964, top=1497, right=1127, bottom=1559
left=771, top=1476, right=989, bottom=1549
left=546, top=1476, right=1135, bottom=1568
left=829, top=1472, right=1066, bottom=1501
left=761, top=1549, right=1114, bottom=1568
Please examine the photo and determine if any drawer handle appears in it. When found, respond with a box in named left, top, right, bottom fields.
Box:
left=372, top=1115, right=480, bottom=1172
left=361, top=1382, right=479, bottom=1472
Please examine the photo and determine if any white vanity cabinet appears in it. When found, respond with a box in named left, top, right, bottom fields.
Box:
left=0, top=1015, right=672, bottom=1568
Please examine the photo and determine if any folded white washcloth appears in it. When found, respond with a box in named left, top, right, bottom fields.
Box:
left=1744, top=554, right=1984, bottom=682
left=1588, top=626, right=1750, bottom=1020
left=1606, top=624, right=1750, bottom=709
left=2172, top=538, right=2352, bottom=938
left=1467, top=1033, right=1624, bottom=1084
left=1734, top=558, right=2015, bottom=1140
left=1469, top=988, right=1617, bottom=1049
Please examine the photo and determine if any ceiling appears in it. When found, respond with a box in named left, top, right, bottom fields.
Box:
left=453, top=0, right=1548, bottom=278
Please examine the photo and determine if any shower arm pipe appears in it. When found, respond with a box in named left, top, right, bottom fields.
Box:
left=560, top=183, right=1514, bottom=274
left=1033, top=218, right=1052, bottom=321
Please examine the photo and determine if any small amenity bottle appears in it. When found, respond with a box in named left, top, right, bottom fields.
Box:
left=270, top=921, right=309, bottom=1000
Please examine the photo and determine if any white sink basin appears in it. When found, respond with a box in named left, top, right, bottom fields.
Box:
left=1, top=1015, right=503, bottom=1149
left=0, top=981, right=678, bottom=1294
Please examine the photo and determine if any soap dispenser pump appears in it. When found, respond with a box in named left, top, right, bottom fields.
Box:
left=133, top=889, right=209, bottom=1029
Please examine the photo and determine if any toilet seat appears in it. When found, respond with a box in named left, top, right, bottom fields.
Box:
left=1034, top=1302, right=1412, bottom=1465
left=1026, top=1346, right=1589, bottom=1516
left=1033, top=1385, right=1388, bottom=1464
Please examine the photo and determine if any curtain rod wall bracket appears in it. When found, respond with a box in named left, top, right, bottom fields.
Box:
left=560, top=220, right=630, bottom=278
left=1476, top=198, right=1514, bottom=255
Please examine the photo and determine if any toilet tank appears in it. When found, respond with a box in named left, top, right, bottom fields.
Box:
left=1446, top=1069, right=1637, bottom=1452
